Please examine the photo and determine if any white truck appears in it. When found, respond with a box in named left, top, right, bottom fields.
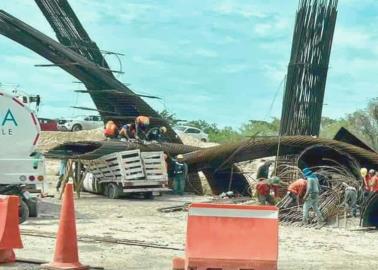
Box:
left=57, top=115, right=103, bottom=131
left=82, top=149, right=170, bottom=199
left=0, top=90, right=45, bottom=219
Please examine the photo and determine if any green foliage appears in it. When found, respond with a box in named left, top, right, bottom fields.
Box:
left=186, top=120, right=242, bottom=142
left=161, top=98, right=378, bottom=149
left=346, top=98, right=378, bottom=149
left=240, top=118, right=280, bottom=137
left=159, top=109, right=181, bottom=126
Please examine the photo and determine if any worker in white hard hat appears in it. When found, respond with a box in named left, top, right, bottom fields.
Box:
left=172, top=154, right=188, bottom=195
left=146, top=126, right=167, bottom=142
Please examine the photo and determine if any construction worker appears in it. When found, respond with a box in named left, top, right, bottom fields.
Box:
left=256, top=160, right=273, bottom=179
left=369, top=171, right=378, bottom=193
left=256, top=176, right=280, bottom=205
left=287, top=178, right=307, bottom=207
left=56, top=159, right=67, bottom=192
left=364, top=169, right=375, bottom=192
left=172, top=154, right=188, bottom=195
left=302, top=168, right=324, bottom=224
left=119, top=123, right=136, bottom=140
left=135, top=115, right=150, bottom=139
left=104, top=120, right=119, bottom=140
left=361, top=168, right=369, bottom=191
left=146, top=126, right=167, bottom=142
left=342, top=183, right=357, bottom=217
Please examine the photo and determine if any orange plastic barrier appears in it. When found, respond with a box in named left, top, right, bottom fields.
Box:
left=41, top=184, right=88, bottom=270
left=0, top=195, right=23, bottom=263
left=173, top=203, right=279, bottom=270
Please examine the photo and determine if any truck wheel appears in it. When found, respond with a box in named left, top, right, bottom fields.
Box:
left=144, top=192, right=154, bottom=200
left=106, top=183, right=122, bottom=199
left=19, top=200, right=29, bottom=224
left=27, top=197, right=38, bottom=217
left=72, top=124, right=82, bottom=132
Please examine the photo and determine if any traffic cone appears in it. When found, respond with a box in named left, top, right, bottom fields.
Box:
left=41, top=184, right=88, bottom=270
left=0, top=195, right=23, bottom=264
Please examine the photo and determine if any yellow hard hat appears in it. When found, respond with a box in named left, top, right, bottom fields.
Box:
left=360, top=168, right=368, bottom=177
left=176, top=154, right=184, bottom=160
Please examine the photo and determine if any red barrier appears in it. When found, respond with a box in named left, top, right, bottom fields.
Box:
left=0, top=195, right=23, bottom=263
left=173, top=203, right=279, bottom=270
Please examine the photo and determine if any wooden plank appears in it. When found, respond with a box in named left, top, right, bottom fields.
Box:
left=126, top=167, right=144, bottom=174
left=122, top=156, right=142, bottom=163
left=125, top=173, right=145, bottom=180
left=145, top=169, right=165, bottom=174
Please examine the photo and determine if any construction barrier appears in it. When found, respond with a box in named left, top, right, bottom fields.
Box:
left=173, top=203, right=279, bottom=270
left=41, top=183, right=88, bottom=270
left=0, top=195, right=23, bottom=263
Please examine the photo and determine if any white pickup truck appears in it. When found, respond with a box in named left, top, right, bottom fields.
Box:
left=0, top=90, right=45, bottom=219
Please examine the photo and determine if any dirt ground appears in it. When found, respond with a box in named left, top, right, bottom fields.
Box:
left=3, top=174, right=378, bottom=270
left=4, top=132, right=378, bottom=269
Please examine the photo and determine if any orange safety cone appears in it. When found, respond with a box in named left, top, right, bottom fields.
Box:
left=0, top=195, right=23, bottom=264
left=41, top=184, right=88, bottom=270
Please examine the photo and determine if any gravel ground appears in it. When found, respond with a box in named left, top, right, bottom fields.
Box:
left=4, top=183, right=378, bottom=270
left=4, top=131, right=378, bottom=269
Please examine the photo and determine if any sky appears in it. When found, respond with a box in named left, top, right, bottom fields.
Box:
left=0, top=0, right=377, bottom=128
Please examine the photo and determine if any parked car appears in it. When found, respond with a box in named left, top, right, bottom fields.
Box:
left=57, top=115, right=103, bottom=131
left=38, top=118, right=58, bottom=131
left=174, top=126, right=209, bottom=142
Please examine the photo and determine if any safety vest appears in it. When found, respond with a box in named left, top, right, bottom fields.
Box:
left=174, top=162, right=185, bottom=175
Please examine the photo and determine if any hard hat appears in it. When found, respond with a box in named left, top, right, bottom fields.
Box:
left=369, top=169, right=376, bottom=174
left=360, top=168, right=368, bottom=177
left=271, top=176, right=281, bottom=185
left=176, top=154, right=184, bottom=160
left=160, top=126, right=167, bottom=133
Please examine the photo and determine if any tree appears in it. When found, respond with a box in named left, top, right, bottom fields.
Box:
left=347, top=98, right=378, bottom=149
left=159, top=109, right=181, bottom=126
left=185, top=120, right=219, bottom=134
left=240, top=118, right=280, bottom=137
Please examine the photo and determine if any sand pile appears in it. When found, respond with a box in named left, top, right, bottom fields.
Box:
left=37, top=129, right=216, bottom=152
left=37, top=128, right=105, bottom=152
left=178, top=133, right=218, bottom=148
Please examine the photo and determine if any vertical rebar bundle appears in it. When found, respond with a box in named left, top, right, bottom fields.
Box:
left=280, top=0, right=338, bottom=136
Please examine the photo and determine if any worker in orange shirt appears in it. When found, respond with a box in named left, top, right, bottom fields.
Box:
left=366, top=169, right=375, bottom=192
left=135, top=115, right=150, bottom=139
left=104, top=120, right=119, bottom=140
left=369, top=171, right=378, bottom=193
left=256, top=177, right=280, bottom=205
left=287, top=178, right=307, bottom=207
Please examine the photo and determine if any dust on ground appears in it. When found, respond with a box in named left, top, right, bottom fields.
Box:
left=11, top=181, right=378, bottom=270
left=7, top=130, right=378, bottom=269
